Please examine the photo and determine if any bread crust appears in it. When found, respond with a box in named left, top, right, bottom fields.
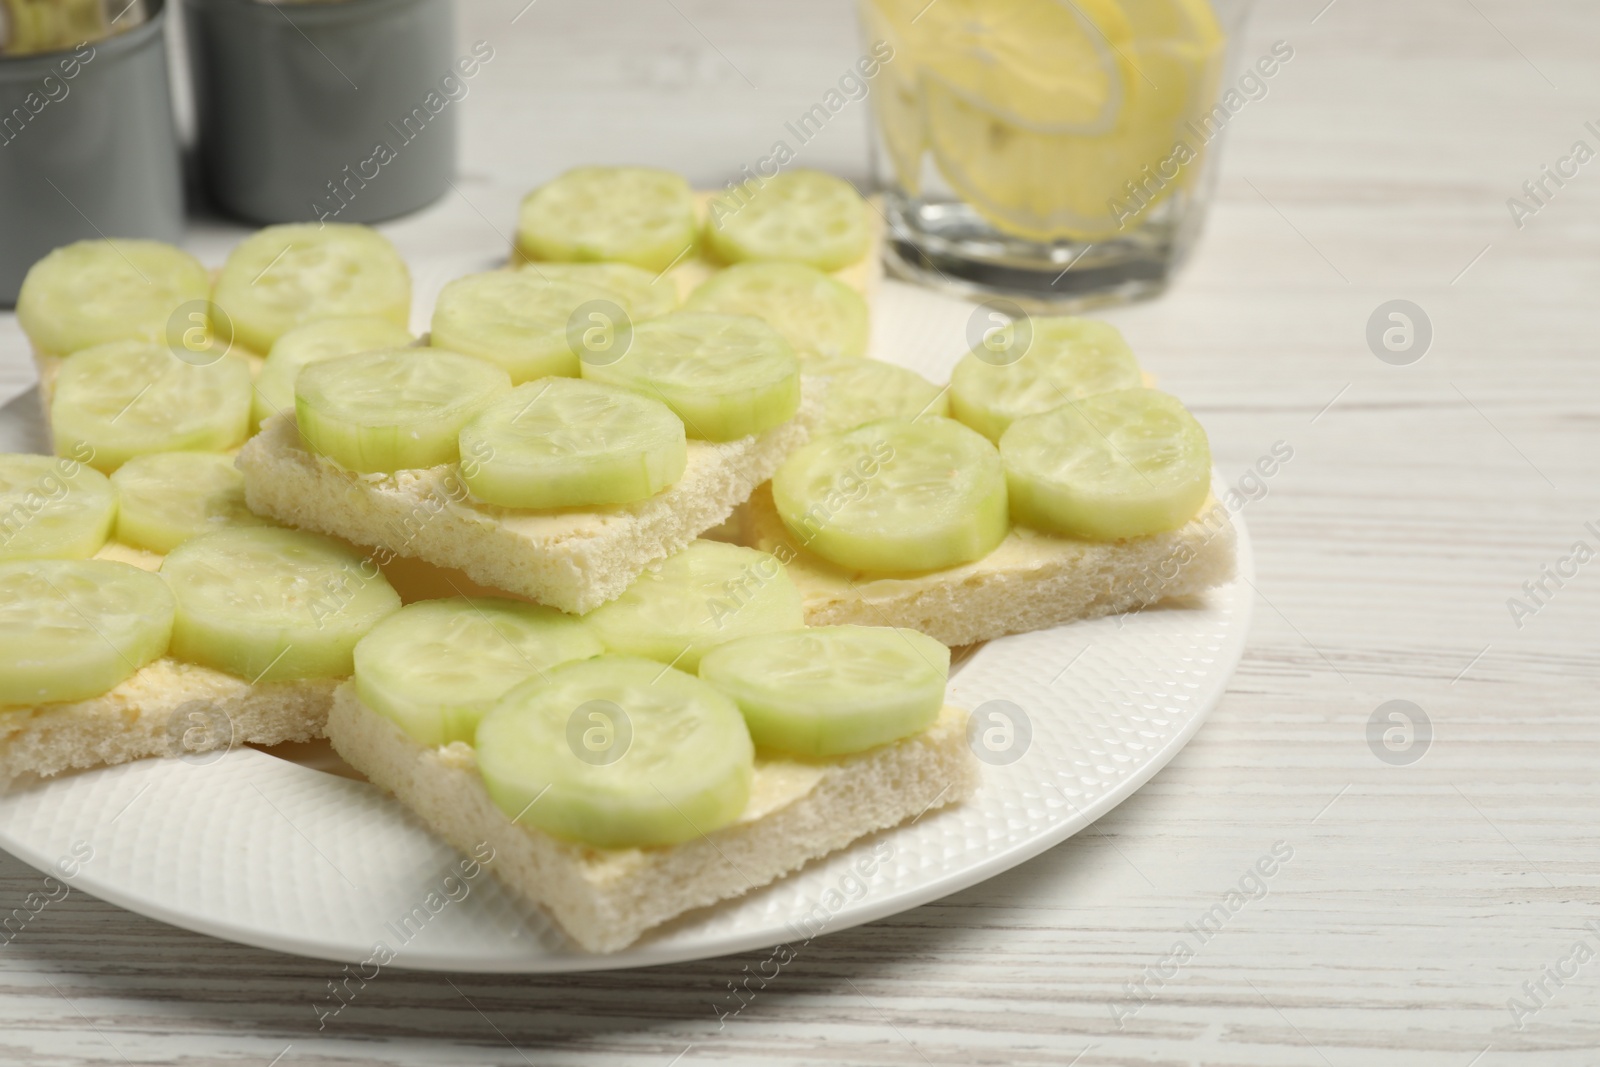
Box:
left=0, top=659, right=334, bottom=793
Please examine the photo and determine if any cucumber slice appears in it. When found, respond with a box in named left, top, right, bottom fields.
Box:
left=812, top=358, right=949, bottom=435
left=517, top=167, right=698, bottom=273
left=16, top=239, right=210, bottom=359
left=771, top=417, right=1009, bottom=573
left=949, top=316, right=1143, bottom=442
left=0, top=559, right=174, bottom=706
left=50, top=342, right=253, bottom=473
left=354, top=597, right=603, bottom=747
left=521, top=262, right=680, bottom=320
left=294, top=349, right=510, bottom=474
left=475, top=656, right=753, bottom=848
left=0, top=454, right=116, bottom=562
left=458, top=379, right=687, bottom=509
left=212, top=224, right=411, bottom=356
left=252, top=316, right=415, bottom=430
left=584, top=541, right=804, bottom=672
left=685, top=262, right=868, bottom=361
left=1001, top=388, right=1212, bottom=540
left=582, top=313, right=800, bottom=442
left=431, top=271, right=630, bottom=383
left=705, top=170, right=870, bottom=272
left=699, top=624, right=948, bottom=757
left=110, top=452, right=273, bottom=554
left=160, top=528, right=400, bottom=682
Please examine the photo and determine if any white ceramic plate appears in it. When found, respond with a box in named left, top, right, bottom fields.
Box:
left=0, top=280, right=1252, bottom=973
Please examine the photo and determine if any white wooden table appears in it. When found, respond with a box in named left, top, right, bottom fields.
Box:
left=3, top=0, right=1597, bottom=1062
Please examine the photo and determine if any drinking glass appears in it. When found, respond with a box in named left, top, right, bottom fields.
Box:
left=859, top=0, right=1257, bottom=311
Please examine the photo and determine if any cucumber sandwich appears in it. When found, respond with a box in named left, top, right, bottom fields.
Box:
left=327, top=541, right=975, bottom=952
left=742, top=318, right=1236, bottom=646
left=0, top=450, right=402, bottom=789
left=238, top=314, right=822, bottom=614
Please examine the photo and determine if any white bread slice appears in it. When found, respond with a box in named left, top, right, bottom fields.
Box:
left=0, top=537, right=338, bottom=792
left=741, top=484, right=1238, bottom=647
left=237, top=385, right=822, bottom=614
left=0, top=661, right=335, bottom=792
left=326, top=683, right=976, bottom=953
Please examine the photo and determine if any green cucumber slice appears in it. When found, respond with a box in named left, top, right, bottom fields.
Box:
left=517, top=166, right=697, bottom=273
left=1001, top=388, right=1212, bottom=540
left=50, top=341, right=253, bottom=473
left=812, top=358, right=949, bottom=435
left=160, top=527, right=400, bottom=682
left=581, top=312, right=800, bottom=441
left=705, top=170, right=870, bottom=272
left=685, top=262, right=868, bottom=361
left=0, top=453, right=116, bottom=561
left=475, top=656, right=753, bottom=848
left=584, top=541, right=804, bottom=672
left=252, top=316, right=415, bottom=429
left=771, top=417, right=1009, bottom=573
left=110, top=452, right=273, bottom=554
left=294, top=348, right=510, bottom=473
left=458, top=378, right=687, bottom=509
left=0, top=559, right=174, bottom=706
left=212, top=224, right=411, bottom=355
left=16, top=239, right=211, bottom=359
left=354, top=597, right=603, bottom=747
left=520, top=262, right=680, bottom=320
left=431, top=270, right=633, bottom=383
left=950, top=316, right=1143, bottom=442
left=698, top=625, right=949, bottom=757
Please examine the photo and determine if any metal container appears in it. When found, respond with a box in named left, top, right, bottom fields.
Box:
left=184, top=0, right=458, bottom=226
left=0, top=0, right=184, bottom=306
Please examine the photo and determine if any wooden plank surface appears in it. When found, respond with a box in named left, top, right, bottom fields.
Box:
left=2, top=0, right=1598, bottom=1062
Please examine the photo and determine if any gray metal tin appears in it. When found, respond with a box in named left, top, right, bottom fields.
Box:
left=0, top=0, right=184, bottom=307
left=184, top=0, right=458, bottom=226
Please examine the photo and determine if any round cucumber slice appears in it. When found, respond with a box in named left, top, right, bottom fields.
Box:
left=1001, top=388, right=1212, bottom=540
left=212, top=224, right=411, bottom=355
left=294, top=348, right=510, bottom=474
left=0, top=453, right=116, bottom=562
left=521, top=262, right=680, bottom=320
left=475, top=656, right=753, bottom=849
left=582, top=313, right=800, bottom=442
left=458, top=379, right=687, bottom=510
left=705, top=170, right=870, bottom=272
left=812, top=358, right=949, bottom=435
left=699, top=625, right=949, bottom=757
left=517, top=166, right=698, bottom=273
left=585, top=541, right=804, bottom=672
left=110, top=452, right=273, bottom=554
left=771, top=417, right=1009, bottom=573
left=431, top=271, right=630, bottom=383
left=685, top=262, right=868, bottom=361
left=50, top=341, right=253, bottom=473
left=0, top=559, right=174, bottom=706
left=354, top=597, right=603, bottom=747
left=16, top=239, right=211, bottom=359
left=160, top=528, right=400, bottom=682
left=253, top=316, right=415, bottom=429
left=950, top=316, right=1143, bottom=442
